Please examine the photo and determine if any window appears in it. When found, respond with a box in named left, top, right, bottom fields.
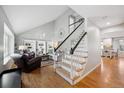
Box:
left=103, top=38, right=112, bottom=49
left=101, top=42, right=104, bottom=49
left=4, top=32, right=9, bottom=57
left=4, top=23, right=14, bottom=64
left=119, top=40, right=124, bottom=51
left=69, top=15, right=76, bottom=33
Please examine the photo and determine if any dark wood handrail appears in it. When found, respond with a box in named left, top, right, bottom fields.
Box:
left=54, top=18, right=84, bottom=52
left=69, top=18, right=84, bottom=26
left=70, top=32, right=87, bottom=54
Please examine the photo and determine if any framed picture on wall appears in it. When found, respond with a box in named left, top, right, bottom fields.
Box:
left=58, top=28, right=65, bottom=39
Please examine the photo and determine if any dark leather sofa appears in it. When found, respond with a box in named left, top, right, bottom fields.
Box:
left=13, top=54, right=42, bottom=73
left=0, top=68, right=21, bottom=88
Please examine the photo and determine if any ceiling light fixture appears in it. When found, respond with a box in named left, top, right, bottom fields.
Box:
left=107, top=22, right=110, bottom=25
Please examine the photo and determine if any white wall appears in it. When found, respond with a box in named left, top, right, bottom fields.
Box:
left=16, top=8, right=79, bottom=52
left=101, top=30, right=124, bottom=39
left=0, top=11, right=4, bottom=65
left=16, top=21, right=55, bottom=48
left=54, top=8, right=82, bottom=51
left=113, top=38, right=120, bottom=51
left=54, top=9, right=76, bottom=41
left=101, top=23, right=124, bottom=39
left=100, top=23, right=124, bottom=52
left=112, top=37, right=124, bottom=51
left=83, top=19, right=101, bottom=76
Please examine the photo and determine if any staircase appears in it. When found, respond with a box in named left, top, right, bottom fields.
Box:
left=55, top=32, right=87, bottom=85
left=54, top=18, right=88, bottom=85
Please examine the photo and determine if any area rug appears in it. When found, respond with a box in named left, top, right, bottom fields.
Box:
left=41, top=60, right=54, bottom=67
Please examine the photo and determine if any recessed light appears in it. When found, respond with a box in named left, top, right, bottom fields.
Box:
left=107, top=22, right=110, bottom=25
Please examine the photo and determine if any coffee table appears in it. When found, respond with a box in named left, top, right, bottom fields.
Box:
left=41, top=55, right=49, bottom=61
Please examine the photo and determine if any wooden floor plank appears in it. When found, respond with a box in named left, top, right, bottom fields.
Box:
left=22, top=57, right=124, bottom=88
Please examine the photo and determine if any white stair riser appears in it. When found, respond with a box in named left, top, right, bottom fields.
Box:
left=63, top=56, right=87, bottom=63
left=75, top=49, right=88, bottom=52
left=64, top=55, right=87, bottom=62
left=74, top=52, right=88, bottom=57
left=60, top=65, right=83, bottom=76
left=62, top=59, right=86, bottom=67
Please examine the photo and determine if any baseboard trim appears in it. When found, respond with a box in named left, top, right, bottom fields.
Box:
left=55, top=63, right=101, bottom=85
left=74, top=62, right=101, bottom=85
left=56, top=69, right=73, bottom=85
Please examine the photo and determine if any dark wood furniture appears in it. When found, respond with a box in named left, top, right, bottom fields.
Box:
left=0, top=68, right=21, bottom=88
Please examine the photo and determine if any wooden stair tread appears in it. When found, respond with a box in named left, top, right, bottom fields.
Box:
left=60, top=62, right=84, bottom=72
left=65, top=53, right=88, bottom=58
left=62, top=58, right=86, bottom=65
left=75, top=50, right=88, bottom=52
left=74, top=51, right=88, bottom=55
left=73, top=54, right=88, bottom=58
left=64, top=54, right=88, bottom=60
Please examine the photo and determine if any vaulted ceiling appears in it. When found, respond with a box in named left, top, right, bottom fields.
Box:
left=2, top=5, right=124, bottom=35
left=2, top=5, right=69, bottom=34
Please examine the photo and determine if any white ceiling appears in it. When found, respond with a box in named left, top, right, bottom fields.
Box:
left=89, top=16, right=124, bottom=29
left=2, top=5, right=68, bottom=34
left=70, top=5, right=124, bottom=18
left=3, top=5, right=124, bottom=35
left=70, top=5, right=124, bottom=29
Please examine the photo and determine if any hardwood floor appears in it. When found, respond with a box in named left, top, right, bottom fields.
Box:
left=22, top=57, right=124, bottom=88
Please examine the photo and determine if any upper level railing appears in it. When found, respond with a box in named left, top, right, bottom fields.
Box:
left=54, top=18, right=85, bottom=52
